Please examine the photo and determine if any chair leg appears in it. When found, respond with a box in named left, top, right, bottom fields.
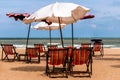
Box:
left=90, top=52, right=92, bottom=75
left=92, top=51, right=95, bottom=56
left=1, top=51, right=8, bottom=61
left=46, top=52, right=49, bottom=75
left=38, top=55, right=40, bottom=63
left=86, top=62, right=89, bottom=73
left=3, top=55, right=9, bottom=61
left=90, top=61, right=92, bottom=75
left=14, top=54, right=17, bottom=60
left=100, top=49, right=104, bottom=57
left=65, top=66, right=68, bottom=78
left=26, top=54, right=29, bottom=63
left=46, top=65, right=49, bottom=76
left=1, top=51, right=3, bottom=61
left=18, top=55, right=20, bottom=61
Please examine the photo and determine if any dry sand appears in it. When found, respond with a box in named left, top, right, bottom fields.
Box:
left=0, top=48, right=120, bottom=80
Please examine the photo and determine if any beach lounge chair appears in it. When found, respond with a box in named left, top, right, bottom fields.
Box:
left=47, top=45, right=58, bottom=49
left=81, top=43, right=91, bottom=48
left=26, top=47, right=40, bottom=63
left=67, top=46, right=73, bottom=57
left=92, top=42, right=104, bottom=56
left=69, top=47, right=92, bottom=77
left=1, top=44, right=18, bottom=61
left=66, top=46, right=74, bottom=72
left=46, top=48, right=69, bottom=78
left=34, top=44, right=46, bottom=57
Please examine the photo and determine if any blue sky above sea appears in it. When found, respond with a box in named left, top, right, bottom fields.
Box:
left=0, top=0, right=120, bottom=38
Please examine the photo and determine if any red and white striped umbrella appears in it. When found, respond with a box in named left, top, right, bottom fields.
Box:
left=6, top=13, right=31, bottom=49
left=6, top=13, right=30, bottom=21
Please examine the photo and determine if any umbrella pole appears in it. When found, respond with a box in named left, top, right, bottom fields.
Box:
left=26, top=23, right=31, bottom=49
left=49, top=29, right=52, bottom=45
left=25, top=23, right=31, bottom=61
left=71, top=23, right=74, bottom=47
left=58, top=17, right=64, bottom=47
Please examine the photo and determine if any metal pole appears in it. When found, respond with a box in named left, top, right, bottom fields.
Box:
left=71, top=23, right=74, bottom=47
left=58, top=17, right=64, bottom=47
left=26, top=23, right=31, bottom=49
left=49, top=28, right=52, bottom=45
left=25, top=23, right=31, bottom=61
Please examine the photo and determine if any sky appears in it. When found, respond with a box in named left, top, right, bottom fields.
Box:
left=0, top=0, right=120, bottom=38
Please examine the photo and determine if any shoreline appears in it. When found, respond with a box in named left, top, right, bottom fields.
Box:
left=13, top=45, right=120, bottom=49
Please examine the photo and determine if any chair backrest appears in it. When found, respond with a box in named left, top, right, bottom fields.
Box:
left=67, top=46, right=73, bottom=57
left=93, top=42, right=103, bottom=51
left=34, top=44, right=45, bottom=53
left=47, top=45, right=58, bottom=49
left=26, top=47, right=40, bottom=58
left=72, top=47, right=91, bottom=65
left=47, top=48, right=68, bottom=65
left=81, top=43, right=91, bottom=48
left=1, top=44, right=16, bottom=55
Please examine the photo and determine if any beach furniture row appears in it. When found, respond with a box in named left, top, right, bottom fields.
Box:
left=0, top=41, right=104, bottom=78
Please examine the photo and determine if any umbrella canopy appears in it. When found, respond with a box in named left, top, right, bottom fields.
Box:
left=6, top=13, right=30, bottom=21
left=23, top=2, right=90, bottom=47
left=81, top=14, right=95, bottom=20
left=31, top=22, right=66, bottom=44
left=6, top=13, right=31, bottom=49
left=23, top=2, right=90, bottom=24
left=31, top=22, right=66, bottom=30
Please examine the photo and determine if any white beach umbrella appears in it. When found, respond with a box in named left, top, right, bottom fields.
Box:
left=31, top=22, right=66, bottom=30
left=23, top=2, right=90, bottom=47
left=23, top=2, right=90, bottom=24
left=31, top=22, right=66, bottom=44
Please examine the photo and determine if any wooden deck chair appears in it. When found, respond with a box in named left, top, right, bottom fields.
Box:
left=92, top=42, right=104, bottom=56
left=67, top=46, right=73, bottom=57
left=1, top=44, right=18, bottom=61
left=34, top=44, right=46, bottom=57
left=70, top=47, right=92, bottom=77
left=81, top=43, right=91, bottom=48
left=66, top=46, right=74, bottom=72
left=26, top=47, right=40, bottom=63
left=46, top=48, right=69, bottom=78
left=81, top=43, right=93, bottom=63
left=47, top=45, right=58, bottom=49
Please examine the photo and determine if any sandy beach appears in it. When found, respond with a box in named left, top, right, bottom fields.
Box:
left=0, top=48, right=120, bottom=80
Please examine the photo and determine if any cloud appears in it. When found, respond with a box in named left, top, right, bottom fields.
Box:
left=91, top=24, right=96, bottom=28
left=90, top=0, right=120, bottom=20
left=110, top=1, right=120, bottom=6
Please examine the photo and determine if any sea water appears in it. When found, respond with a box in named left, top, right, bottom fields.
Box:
left=0, top=38, right=120, bottom=48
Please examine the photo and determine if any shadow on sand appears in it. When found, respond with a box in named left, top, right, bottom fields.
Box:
left=94, top=57, right=120, bottom=61
left=105, top=53, right=120, bottom=56
left=93, top=53, right=120, bottom=61
left=11, top=66, right=46, bottom=72
left=110, top=65, right=120, bottom=68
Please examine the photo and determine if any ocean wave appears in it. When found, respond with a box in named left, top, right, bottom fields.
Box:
left=13, top=44, right=119, bottom=48
left=1, top=38, right=120, bottom=48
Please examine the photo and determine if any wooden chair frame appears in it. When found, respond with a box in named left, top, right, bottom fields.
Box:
left=26, top=47, right=40, bottom=63
left=47, top=45, right=58, bottom=49
left=81, top=43, right=91, bottom=48
left=1, top=44, right=18, bottom=61
left=34, top=44, right=46, bottom=57
left=69, top=47, right=92, bottom=77
left=46, top=48, right=69, bottom=78
left=92, top=42, right=104, bottom=56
